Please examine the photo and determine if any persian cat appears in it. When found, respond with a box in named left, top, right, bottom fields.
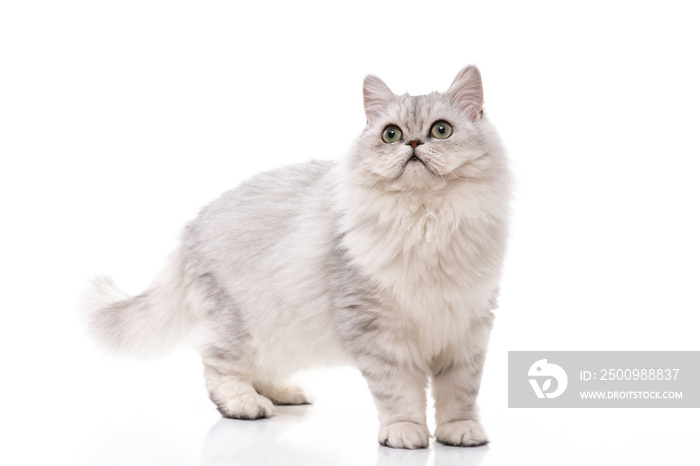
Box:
left=84, top=65, right=511, bottom=449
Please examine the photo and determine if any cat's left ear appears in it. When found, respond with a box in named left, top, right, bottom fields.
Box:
left=446, top=65, right=484, bottom=121
left=363, top=75, right=394, bottom=123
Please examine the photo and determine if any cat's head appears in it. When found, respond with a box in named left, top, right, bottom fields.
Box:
left=347, top=65, right=504, bottom=192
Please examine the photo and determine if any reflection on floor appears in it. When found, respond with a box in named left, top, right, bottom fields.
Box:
left=201, top=405, right=488, bottom=466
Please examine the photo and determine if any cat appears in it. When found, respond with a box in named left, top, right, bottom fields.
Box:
left=83, top=65, right=511, bottom=449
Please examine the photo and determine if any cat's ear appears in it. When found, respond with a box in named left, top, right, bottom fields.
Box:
left=446, top=65, right=484, bottom=121
left=363, top=75, right=394, bottom=123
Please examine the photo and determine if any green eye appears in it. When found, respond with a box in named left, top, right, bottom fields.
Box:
left=381, top=125, right=403, bottom=143
left=430, top=121, right=452, bottom=139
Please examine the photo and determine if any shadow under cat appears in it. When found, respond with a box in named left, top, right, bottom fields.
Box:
left=201, top=406, right=489, bottom=466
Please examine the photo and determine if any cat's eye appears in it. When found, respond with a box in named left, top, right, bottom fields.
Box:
left=381, top=125, right=403, bottom=143
left=430, top=121, right=452, bottom=139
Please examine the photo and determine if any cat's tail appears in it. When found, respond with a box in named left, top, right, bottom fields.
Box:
left=81, top=250, right=196, bottom=357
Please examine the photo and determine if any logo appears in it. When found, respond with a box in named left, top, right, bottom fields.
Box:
left=528, top=359, right=568, bottom=399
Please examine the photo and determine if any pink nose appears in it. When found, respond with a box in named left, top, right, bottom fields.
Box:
left=407, top=140, right=423, bottom=149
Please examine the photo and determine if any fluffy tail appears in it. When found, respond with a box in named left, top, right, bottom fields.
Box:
left=81, top=250, right=195, bottom=356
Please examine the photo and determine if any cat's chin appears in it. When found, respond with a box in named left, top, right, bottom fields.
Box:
left=403, top=160, right=433, bottom=179
left=382, top=165, right=446, bottom=192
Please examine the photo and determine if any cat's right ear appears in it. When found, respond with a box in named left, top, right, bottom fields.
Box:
left=363, top=75, right=394, bottom=123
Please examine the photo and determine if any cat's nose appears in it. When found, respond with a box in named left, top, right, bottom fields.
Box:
left=406, top=140, right=424, bottom=149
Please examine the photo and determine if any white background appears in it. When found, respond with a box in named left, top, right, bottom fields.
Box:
left=1, top=1, right=699, bottom=465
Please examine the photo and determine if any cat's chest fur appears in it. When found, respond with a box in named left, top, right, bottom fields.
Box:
left=336, top=177, right=507, bottom=360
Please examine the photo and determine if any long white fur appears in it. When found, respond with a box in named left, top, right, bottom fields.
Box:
left=83, top=65, right=511, bottom=449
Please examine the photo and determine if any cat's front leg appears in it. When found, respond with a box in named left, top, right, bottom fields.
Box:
left=432, top=351, right=489, bottom=447
left=358, top=351, right=430, bottom=449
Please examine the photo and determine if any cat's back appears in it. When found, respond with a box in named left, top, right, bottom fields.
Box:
left=221, top=159, right=335, bottom=212
left=183, top=159, right=337, bottom=274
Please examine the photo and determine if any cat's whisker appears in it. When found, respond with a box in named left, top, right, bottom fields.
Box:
left=358, top=171, right=380, bottom=188
left=425, top=157, right=464, bottom=183
left=358, top=168, right=393, bottom=189
left=449, top=165, right=472, bottom=182
left=426, top=154, right=474, bottom=182
left=365, top=175, right=384, bottom=191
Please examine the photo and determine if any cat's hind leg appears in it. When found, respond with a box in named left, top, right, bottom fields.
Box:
left=255, top=382, right=313, bottom=406
left=204, top=363, right=274, bottom=420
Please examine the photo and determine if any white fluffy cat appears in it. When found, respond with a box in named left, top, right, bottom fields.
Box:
left=84, top=65, right=511, bottom=449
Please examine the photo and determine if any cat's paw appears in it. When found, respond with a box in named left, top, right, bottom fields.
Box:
left=435, top=420, right=488, bottom=447
left=259, top=384, right=313, bottom=406
left=378, top=421, right=430, bottom=449
left=218, top=392, right=274, bottom=420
